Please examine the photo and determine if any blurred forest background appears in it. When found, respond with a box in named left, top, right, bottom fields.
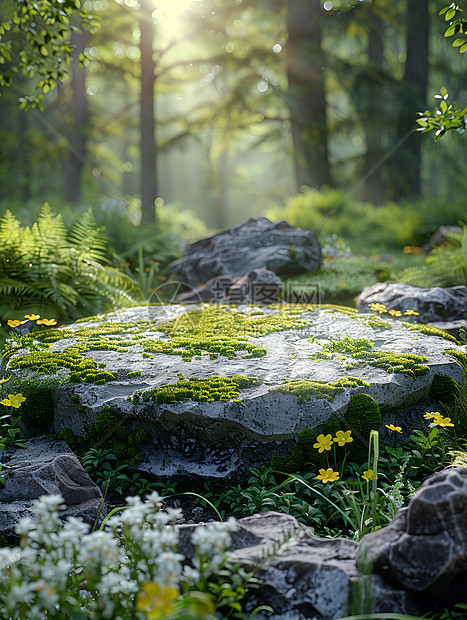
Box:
left=0, top=0, right=466, bottom=326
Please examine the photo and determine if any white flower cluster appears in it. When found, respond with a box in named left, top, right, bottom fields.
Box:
left=0, top=492, right=239, bottom=619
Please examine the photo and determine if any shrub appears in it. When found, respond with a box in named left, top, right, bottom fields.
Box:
left=341, top=393, right=382, bottom=463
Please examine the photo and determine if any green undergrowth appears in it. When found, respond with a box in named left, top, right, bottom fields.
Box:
left=310, top=335, right=431, bottom=377
left=57, top=406, right=152, bottom=467
left=271, top=393, right=382, bottom=470
left=134, top=375, right=258, bottom=404
left=272, top=376, right=370, bottom=403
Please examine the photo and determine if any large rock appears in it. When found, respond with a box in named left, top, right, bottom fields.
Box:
left=358, top=282, right=467, bottom=327
left=169, top=216, right=322, bottom=288
left=360, top=467, right=467, bottom=595
left=176, top=269, right=282, bottom=305
left=3, top=303, right=466, bottom=481
left=177, top=512, right=424, bottom=619
left=0, top=437, right=106, bottom=540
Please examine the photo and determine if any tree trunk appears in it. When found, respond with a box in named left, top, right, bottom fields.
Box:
left=286, top=0, right=330, bottom=190
left=65, top=31, right=88, bottom=204
left=362, top=5, right=386, bottom=204
left=139, top=0, right=157, bottom=223
left=390, top=0, right=429, bottom=200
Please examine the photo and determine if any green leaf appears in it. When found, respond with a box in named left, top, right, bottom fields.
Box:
left=460, top=41, right=467, bottom=52
left=445, top=23, right=457, bottom=36
left=446, top=8, right=457, bottom=20
left=452, top=37, right=466, bottom=46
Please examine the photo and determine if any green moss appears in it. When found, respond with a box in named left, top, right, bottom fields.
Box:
left=271, top=428, right=321, bottom=473
left=70, top=394, right=80, bottom=402
left=341, top=393, right=381, bottom=463
left=57, top=428, right=78, bottom=450
left=141, top=375, right=258, bottom=404
left=83, top=407, right=150, bottom=466
left=359, top=315, right=392, bottom=330
left=272, top=376, right=369, bottom=403
left=443, top=349, right=467, bottom=369
left=2, top=377, right=58, bottom=431
left=430, top=375, right=459, bottom=403
left=127, top=370, right=142, bottom=378
left=402, top=322, right=461, bottom=345
left=371, top=352, right=430, bottom=378
left=312, top=336, right=430, bottom=377
left=7, top=347, right=117, bottom=385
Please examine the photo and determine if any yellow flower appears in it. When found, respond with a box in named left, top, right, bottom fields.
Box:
left=0, top=376, right=11, bottom=384
left=368, top=303, right=387, bottom=314
left=1, top=393, right=26, bottom=409
left=7, top=320, right=21, bottom=328
left=385, top=424, right=402, bottom=433
left=333, top=430, right=353, bottom=446
left=424, top=412, right=437, bottom=420
left=36, top=318, right=57, bottom=326
left=404, top=309, right=419, bottom=316
left=388, top=309, right=401, bottom=317
left=24, top=314, right=40, bottom=321
left=315, top=468, right=340, bottom=483
left=313, top=434, right=334, bottom=453
left=362, top=469, right=378, bottom=481
left=136, top=583, right=179, bottom=619
left=432, top=415, right=455, bottom=428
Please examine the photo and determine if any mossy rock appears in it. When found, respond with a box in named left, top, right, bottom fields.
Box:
left=340, top=393, right=381, bottom=464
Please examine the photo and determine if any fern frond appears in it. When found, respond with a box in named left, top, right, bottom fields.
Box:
left=68, top=209, right=109, bottom=264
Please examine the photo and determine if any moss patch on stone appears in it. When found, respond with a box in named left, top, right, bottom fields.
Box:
left=402, top=322, right=460, bottom=345
left=7, top=348, right=117, bottom=384
left=443, top=349, right=467, bottom=369
left=311, top=336, right=430, bottom=378
left=272, top=376, right=370, bottom=403
left=139, top=375, right=259, bottom=404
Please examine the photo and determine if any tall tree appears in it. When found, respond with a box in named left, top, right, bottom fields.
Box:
left=65, top=31, right=88, bottom=204
left=390, top=0, right=429, bottom=199
left=286, top=0, right=330, bottom=190
left=139, top=0, right=157, bottom=223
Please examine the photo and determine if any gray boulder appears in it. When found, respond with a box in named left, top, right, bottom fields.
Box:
left=176, top=269, right=282, bottom=305
left=0, top=437, right=106, bottom=540
left=360, top=467, right=467, bottom=593
left=3, top=304, right=466, bottom=480
left=358, top=282, right=467, bottom=326
left=177, top=512, right=423, bottom=619
left=170, top=216, right=322, bottom=288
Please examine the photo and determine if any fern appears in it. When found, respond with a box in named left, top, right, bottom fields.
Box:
left=400, top=225, right=467, bottom=288
left=0, top=205, right=144, bottom=331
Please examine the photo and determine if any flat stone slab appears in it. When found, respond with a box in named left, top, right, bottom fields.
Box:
left=2, top=304, right=466, bottom=478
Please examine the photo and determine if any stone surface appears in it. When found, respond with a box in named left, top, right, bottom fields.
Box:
left=358, top=282, right=467, bottom=326
left=360, top=467, right=467, bottom=592
left=177, top=511, right=423, bottom=619
left=3, top=303, right=466, bottom=479
left=176, top=269, right=282, bottom=305
left=170, top=216, right=322, bottom=287
left=0, top=437, right=106, bottom=539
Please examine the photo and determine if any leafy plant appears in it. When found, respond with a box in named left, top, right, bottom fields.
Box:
left=0, top=414, right=27, bottom=449
left=0, top=205, right=143, bottom=337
